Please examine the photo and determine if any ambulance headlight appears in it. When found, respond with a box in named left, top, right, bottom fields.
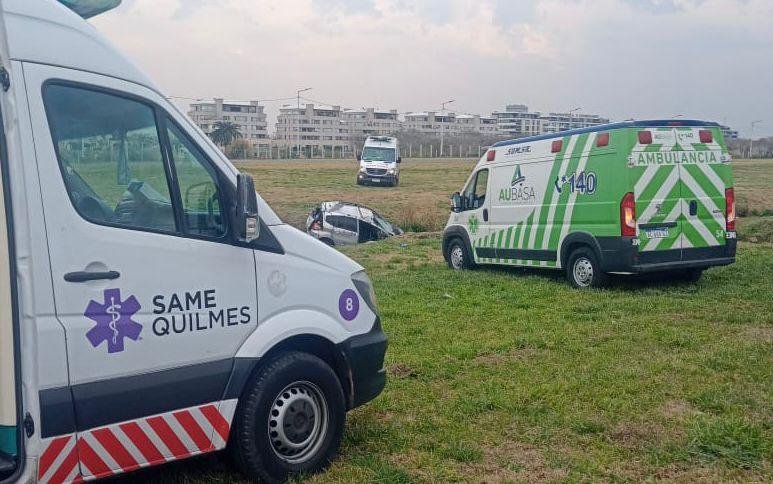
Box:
left=359, top=166, right=367, bottom=173
left=387, top=168, right=395, bottom=174
left=351, top=270, right=379, bottom=315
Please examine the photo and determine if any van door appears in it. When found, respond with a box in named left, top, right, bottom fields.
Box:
left=462, top=168, right=494, bottom=262
left=631, top=129, right=685, bottom=263
left=25, top=64, right=257, bottom=477
left=673, top=128, right=728, bottom=260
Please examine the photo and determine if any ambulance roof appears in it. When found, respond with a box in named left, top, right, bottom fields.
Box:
left=2, top=0, right=156, bottom=91
left=493, top=119, right=720, bottom=148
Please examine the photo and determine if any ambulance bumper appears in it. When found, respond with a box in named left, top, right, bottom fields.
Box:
left=599, top=236, right=737, bottom=273
left=357, top=173, right=396, bottom=185
left=338, top=318, right=388, bottom=409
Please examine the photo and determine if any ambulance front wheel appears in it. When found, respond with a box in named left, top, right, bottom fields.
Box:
left=566, top=247, right=609, bottom=289
left=230, top=352, right=346, bottom=483
left=446, top=237, right=475, bottom=270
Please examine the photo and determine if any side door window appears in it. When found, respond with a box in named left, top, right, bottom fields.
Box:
left=43, top=84, right=176, bottom=232
left=463, top=169, right=489, bottom=210
left=165, top=120, right=226, bottom=238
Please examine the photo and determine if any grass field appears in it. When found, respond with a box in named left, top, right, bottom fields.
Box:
left=124, top=159, right=772, bottom=482
left=237, top=158, right=773, bottom=242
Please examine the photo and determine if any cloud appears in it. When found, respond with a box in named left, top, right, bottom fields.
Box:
left=93, top=0, right=773, bottom=136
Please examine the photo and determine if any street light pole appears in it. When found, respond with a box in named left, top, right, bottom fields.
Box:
left=296, top=87, right=312, bottom=158
left=750, top=120, right=762, bottom=159
left=440, top=99, right=455, bottom=158
left=568, top=107, right=581, bottom=130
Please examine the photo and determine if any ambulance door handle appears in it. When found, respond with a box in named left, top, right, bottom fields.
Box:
left=689, top=200, right=698, bottom=216
left=64, top=270, right=120, bottom=283
left=482, top=209, right=489, bottom=222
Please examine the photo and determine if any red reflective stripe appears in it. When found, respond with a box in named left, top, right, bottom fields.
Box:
left=119, top=421, right=164, bottom=464
left=77, top=438, right=111, bottom=478
left=200, top=404, right=230, bottom=442
left=91, top=428, right=140, bottom=472
left=45, top=444, right=79, bottom=484
left=173, top=411, right=212, bottom=452
left=38, top=436, right=70, bottom=479
left=146, top=416, right=189, bottom=458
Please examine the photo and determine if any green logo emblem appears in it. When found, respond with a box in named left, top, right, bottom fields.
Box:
left=511, top=165, right=525, bottom=185
left=468, top=214, right=480, bottom=234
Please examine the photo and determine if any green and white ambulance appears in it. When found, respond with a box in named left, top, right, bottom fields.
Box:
left=442, top=120, right=737, bottom=288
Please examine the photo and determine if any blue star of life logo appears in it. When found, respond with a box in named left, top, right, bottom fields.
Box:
left=85, top=288, right=143, bottom=354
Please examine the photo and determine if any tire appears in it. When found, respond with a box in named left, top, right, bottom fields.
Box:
left=566, top=247, right=609, bottom=288
left=393, top=176, right=399, bottom=187
left=230, top=352, right=346, bottom=484
left=445, top=237, right=475, bottom=270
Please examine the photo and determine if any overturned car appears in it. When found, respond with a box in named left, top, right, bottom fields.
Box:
left=306, top=201, right=403, bottom=246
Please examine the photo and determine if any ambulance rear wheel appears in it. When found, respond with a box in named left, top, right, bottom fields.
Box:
left=446, top=237, right=474, bottom=270
left=566, top=247, right=608, bottom=289
left=230, top=352, right=346, bottom=483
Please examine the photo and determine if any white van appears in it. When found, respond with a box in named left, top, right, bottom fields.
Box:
left=356, top=136, right=401, bottom=187
left=0, top=1, right=387, bottom=483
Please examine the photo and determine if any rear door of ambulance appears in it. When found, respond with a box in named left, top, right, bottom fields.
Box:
left=672, top=127, right=730, bottom=260
left=0, top=7, right=20, bottom=479
left=630, top=128, right=686, bottom=264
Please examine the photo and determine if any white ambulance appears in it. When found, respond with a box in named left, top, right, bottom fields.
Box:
left=0, top=1, right=387, bottom=482
left=356, top=136, right=401, bottom=187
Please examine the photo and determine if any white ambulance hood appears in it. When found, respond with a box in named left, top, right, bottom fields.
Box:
left=2, top=0, right=155, bottom=90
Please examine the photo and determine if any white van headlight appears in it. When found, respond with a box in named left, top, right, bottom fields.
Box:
left=351, top=270, right=379, bottom=315
left=387, top=168, right=395, bottom=174
left=359, top=166, right=367, bottom=173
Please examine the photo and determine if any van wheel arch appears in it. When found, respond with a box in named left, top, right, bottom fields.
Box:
left=238, top=335, right=352, bottom=410
left=442, top=227, right=473, bottom=261
left=560, top=233, right=604, bottom=269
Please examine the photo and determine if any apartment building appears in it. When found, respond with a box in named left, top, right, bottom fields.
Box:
left=492, top=104, right=543, bottom=138
left=342, top=108, right=401, bottom=138
left=275, top=103, right=351, bottom=157
left=187, top=98, right=269, bottom=151
left=455, top=114, right=499, bottom=135
left=492, top=104, right=610, bottom=138
left=720, top=124, right=739, bottom=140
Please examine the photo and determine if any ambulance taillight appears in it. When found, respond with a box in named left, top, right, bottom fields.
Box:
left=699, top=129, right=713, bottom=143
left=486, top=150, right=496, bottom=162
left=725, top=187, right=736, bottom=231
left=621, top=192, right=636, bottom=237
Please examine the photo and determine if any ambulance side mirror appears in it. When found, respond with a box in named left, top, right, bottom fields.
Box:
left=397, top=157, right=402, bottom=163
left=236, top=173, right=260, bottom=243
left=451, top=192, right=463, bottom=212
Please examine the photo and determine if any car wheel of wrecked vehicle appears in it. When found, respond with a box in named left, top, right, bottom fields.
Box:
left=230, top=352, right=346, bottom=484
left=446, top=237, right=474, bottom=270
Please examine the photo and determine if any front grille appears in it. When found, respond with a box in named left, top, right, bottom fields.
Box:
left=366, top=168, right=387, bottom=175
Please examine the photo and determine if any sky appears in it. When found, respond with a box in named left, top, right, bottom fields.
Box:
left=92, top=0, right=773, bottom=138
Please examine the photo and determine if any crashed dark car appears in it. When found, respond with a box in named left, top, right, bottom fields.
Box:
left=306, top=201, right=403, bottom=246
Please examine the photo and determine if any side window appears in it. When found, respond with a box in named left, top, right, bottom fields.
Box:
left=44, top=84, right=176, bottom=232
left=326, top=215, right=343, bottom=229
left=340, top=216, right=358, bottom=232
left=463, top=169, right=489, bottom=210
left=166, top=120, right=226, bottom=238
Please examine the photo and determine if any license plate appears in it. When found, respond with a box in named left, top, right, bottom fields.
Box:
left=372, top=179, right=380, bottom=183
left=645, top=228, right=670, bottom=239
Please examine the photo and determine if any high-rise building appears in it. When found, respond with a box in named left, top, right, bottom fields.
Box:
left=492, top=104, right=610, bottom=138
